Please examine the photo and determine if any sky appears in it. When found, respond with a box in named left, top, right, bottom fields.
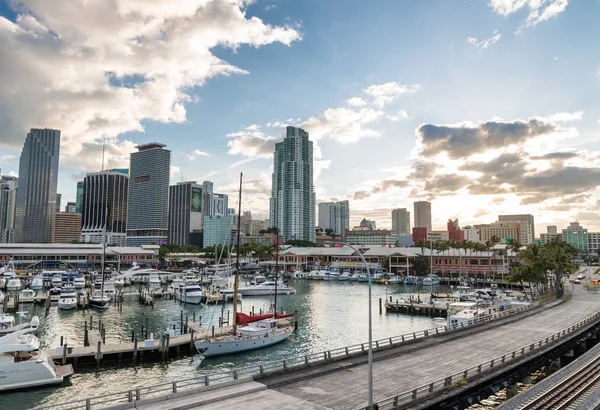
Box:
left=0, top=0, right=599, bottom=236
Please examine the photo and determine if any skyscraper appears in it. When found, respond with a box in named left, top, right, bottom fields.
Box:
left=126, top=143, right=171, bottom=246
left=270, top=126, right=316, bottom=242
left=55, top=193, right=62, bottom=213
left=168, top=181, right=203, bottom=246
left=80, top=170, right=129, bottom=245
left=0, top=174, right=17, bottom=243
left=391, top=208, right=411, bottom=235
left=413, top=201, right=432, bottom=232
left=75, top=181, right=84, bottom=213
left=318, top=201, right=350, bottom=239
left=65, top=202, right=77, bottom=213
left=498, top=214, right=535, bottom=244
left=14, top=128, right=61, bottom=243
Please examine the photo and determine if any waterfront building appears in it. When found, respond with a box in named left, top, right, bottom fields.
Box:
left=80, top=170, right=129, bottom=245
left=391, top=208, right=411, bottom=235
left=76, top=181, right=84, bottom=213
left=447, top=219, right=464, bottom=241
left=0, top=175, right=17, bottom=243
left=498, top=214, right=535, bottom=244
left=318, top=201, right=350, bottom=240
left=463, top=225, right=480, bottom=242
left=562, top=222, right=588, bottom=254
left=413, top=201, right=432, bottom=232
left=547, top=225, right=557, bottom=234
left=428, top=230, right=449, bottom=242
left=269, top=126, right=316, bottom=243
left=168, top=181, right=203, bottom=246
left=479, top=222, right=522, bottom=244
left=540, top=232, right=562, bottom=244
left=345, top=226, right=395, bottom=246
left=65, top=202, right=77, bottom=214
left=14, top=128, right=61, bottom=243
left=203, top=215, right=233, bottom=247
left=240, top=234, right=277, bottom=246
left=54, top=213, right=82, bottom=243
left=126, top=143, right=171, bottom=246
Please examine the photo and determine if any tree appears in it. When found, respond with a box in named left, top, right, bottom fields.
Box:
left=286, top=239, right=315, bottom=247
left=414, top=254, right=430, bottom=277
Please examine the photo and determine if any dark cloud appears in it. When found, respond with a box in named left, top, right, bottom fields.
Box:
left=531, top=152, right=577, bottom=160
left=416, top=119, right=559, bottom=159
left=519, top=167, right=600, bottom=195
left=423, top=174, right=470, bottom=194
left=573, top=211, right=600, bottom=222
left=352, top=179, right=408, bottom=201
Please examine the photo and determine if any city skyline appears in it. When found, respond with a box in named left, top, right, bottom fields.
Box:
left=0, top=1, right=599, bottom=235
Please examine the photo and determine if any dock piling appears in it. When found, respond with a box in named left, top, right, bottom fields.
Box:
left=180, top=311, right=183, bottom=335
left=379, top=298, right=382, bottom=315
left=60, top=336, right=64, bottom=346
left=133, top=338, right=138, bottom=362
left=212, top=325, right=215, bottom=337
left=62, top=344, right=68, bottom=365
left=190, top=330, right=194, bottom=349
left=96, top=341, right=102, bottom=365
left=84, top=323, right=89, bottom=347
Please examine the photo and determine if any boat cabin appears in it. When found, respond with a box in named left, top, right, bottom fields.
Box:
left=238, top=319, right=279, bottom=338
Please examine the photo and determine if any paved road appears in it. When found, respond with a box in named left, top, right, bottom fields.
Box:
left=137, top=279, right=600, bottom=410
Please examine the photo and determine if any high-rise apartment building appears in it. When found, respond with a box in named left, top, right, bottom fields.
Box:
left=0, top=174, right=17, bottom=243
left=203, top=215, right=233, bottom=247
left=55, top=194, right=62, bottom=213
left=54, top=213, right=82, bottom=243
left=562, top=222, right=588, bottom=253
left=498, top=214, right=535, bottom=244
left=414, top=201, right=432, bottom=232
left=391, top=208, right=410, bottom=235
left=80, top=170, right=129, bottom=245
left=269, top=126, right=316, bottom=242
left=14, top=128, right=61, bottom=243
left=318, top=201, right=350, bottom=239
left=65, top=202, right=77, bottom=213
left=75, top=181, right=84, bottom=213
left=478, top=222, right=522, bottom=244
left=126, top=143, right=170, bottom=246
left=168, top=181, right=203, bottom=246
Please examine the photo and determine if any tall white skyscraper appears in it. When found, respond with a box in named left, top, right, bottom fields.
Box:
left=413, top=201, right=432, bottom=232
left=14, top=128, right=61, bottom=243
left=391, top=208, right=411, bottom=235
left=318, top=201, right=350, bottom=239
left=0, top=174, right=17, bottom=243
left=270, top=126, right=316, bottom=242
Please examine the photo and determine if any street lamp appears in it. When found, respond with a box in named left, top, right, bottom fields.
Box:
left=328, top=241, right=374, bottom=409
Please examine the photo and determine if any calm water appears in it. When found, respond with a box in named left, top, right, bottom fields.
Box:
left=6, top=280, right=449, bottom=409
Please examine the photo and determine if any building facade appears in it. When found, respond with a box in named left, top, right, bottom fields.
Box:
left=588, top=232, right=600, bottom=255
left=203, top=215, right=233, bottom=247
left=562, top=222, right=588, bottom=254
left=547, top=225, right=557, bottom=234
left=414, top=201, right=432, bottom=232
left=168, top=181, right=203, bottom=246
left=318, top=201, right=350, bottom=239
left=76, top=181, right=84, bottom=213
left=345, top=227, right=396, bottom=246
left=80, top=170, right=129, bottom=245
left=540, top=232, right=562, bottom=244
left=126, top=143, right=171, bottom=246
left=0, top=175, right=17, bottom=243
left=65, top=202, right=77, bottom=213
left=250, top=219, right=269, bottom=235
left=447, top=219, right=464, bottom=241
left=391, top=208, right=411, bottom=235
left=14, top=128, right=61, bottom=243
left=463, top=225, right=480, bottom=242
left=269, top=126, right=316, bottom=242
left=498, top=214, right=535, bottom=244
left=478, top=222, right=522, bottom=244
left=428, top=230, right=449, bottom=242
left=54, top=213, right=82, bottom=243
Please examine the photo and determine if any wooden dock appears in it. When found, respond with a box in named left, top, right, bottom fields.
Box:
left=385, top=299, right=450, bottom=317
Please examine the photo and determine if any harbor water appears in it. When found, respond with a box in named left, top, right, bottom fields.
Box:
left=5, top=279, right=450, bottom=409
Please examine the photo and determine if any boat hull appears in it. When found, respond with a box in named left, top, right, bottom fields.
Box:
left=175, top=294, right=203, bottom=304
left=194, top=329, right=292, bottom=357
left=58, top=300, right=77, bottom=310
left=238, top=288, right=296, bottom=296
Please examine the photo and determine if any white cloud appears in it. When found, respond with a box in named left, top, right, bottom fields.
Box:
left=302, top=107, right=384, bottom=145
left=546, top=112, right=583, bottom=122
left=386, top=109, right=410, bottom=122
left=0, top=0, right=301, bottom=171
left=364, top=81, right=420, bottom=107
left=346, top=97, right=367, bottom=107
left=226, top=130, right=279, bottom=159
left=489, top=0, right=569, bottom=26
left=170, top=165, right=181, bottom=178
left=186, top=149, right=211, bottom=160
left=0, top=154, right=16, bottom=162
left=466, top=30, right=502, bottom=49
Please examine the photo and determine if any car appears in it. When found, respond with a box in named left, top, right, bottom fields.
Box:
left=577, top=273, right=586, bottom=279
left=574, top=279, right=581, bottom=284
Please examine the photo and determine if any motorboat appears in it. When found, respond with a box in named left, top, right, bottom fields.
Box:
left=30, top=276, right=44, bottom=291
left=250, top=275, right=266, bottom=285
left=18, top=289, right=35, bottom=304
left=103, top=281, right=116, bottom=297
left=448, top=309, right=486, bottom=328
left=0, top=316, right=74, bottom=391
left=0, top=314, right=15, bottom=332
left=229, top=280, right=296, bottom=296
left=206, top=264, right=234, bottom=277
left=6, top=278, right=22, bottom=292
left=90, top=289, right=110, bottom=309
left=195, top=316, right=294, bottom=357
left=72, top=277, right=85, bottom=289
left=47, top=288, right=61, bottom=303
left=58, top=286, right=77, bottom=310
left=176, top=283, right=203, bottom=304
left=339, top=271, right=352, bottom=281
left=169, top=277, right=184, bottom=292
left=148, top=274, right=163, bottom=296
left=422, top=274, right=441, bottom=286
left=404, top=276, right=418, bottom=285
left=0, top=277, right=5, bottom=289
left=0, top=290, right=4, bottom=304
left=113, top=277, right=125, bottom=287
left=51, top=276, right=63, bottom=289
left=292, top=270, right=309, bottom=279
left=324, top=270, right=340, bottom=281
left=357, top=274, right=369, bottom=282
left=349, top=272, right=361, bottom=281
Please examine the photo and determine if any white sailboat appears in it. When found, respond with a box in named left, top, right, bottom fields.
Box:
left=194, top=173, right=294, bottom=357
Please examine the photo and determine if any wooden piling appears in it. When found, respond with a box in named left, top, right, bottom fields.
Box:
left=96, top=341, right=102, bottom=365
left=190, top=330, right=195, bottom=350
left=62, top=344, right=68, bottom=365
left=133, top=338, right=138, bottom=362
left=84, top=322, right=89, bottom=347
left=379, top=298, right=382, bottom=315
left=180, top=311, right=183, bottom=335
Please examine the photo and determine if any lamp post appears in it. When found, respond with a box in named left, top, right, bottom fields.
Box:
left=328, top=241, right=373, bottom=409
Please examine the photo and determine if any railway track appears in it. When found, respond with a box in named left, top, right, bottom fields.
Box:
left=521, top=353, right=600, bottom=409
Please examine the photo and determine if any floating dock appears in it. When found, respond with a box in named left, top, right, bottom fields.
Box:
left=385, top=299, right=450, bottom=317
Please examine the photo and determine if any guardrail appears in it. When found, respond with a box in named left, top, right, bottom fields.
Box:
left=35, top=296, right=555, bottom=410
left=370, top=303, right=599, bottom=409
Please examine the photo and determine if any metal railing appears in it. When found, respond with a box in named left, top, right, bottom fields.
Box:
left=370, top=305, right=599, bottom=409
left=35, top=297, right=556, bottom=410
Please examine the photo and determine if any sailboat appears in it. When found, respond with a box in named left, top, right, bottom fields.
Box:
left=90, top=208, right=110, bottom=309
left=194, top=173, right=295, bottom=357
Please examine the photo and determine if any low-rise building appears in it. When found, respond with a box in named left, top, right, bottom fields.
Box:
left=428, top=230, right=449, bottom=242
left=540, top=232, right=562, bottom=244
left=345, top=227, right=395, bottom=246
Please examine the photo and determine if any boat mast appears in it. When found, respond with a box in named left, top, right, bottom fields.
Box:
left=232, top=173, right=242, bottom=333
left=101, top=204, right=107, bottom=295
left=273, top=229, right=279, bottom=318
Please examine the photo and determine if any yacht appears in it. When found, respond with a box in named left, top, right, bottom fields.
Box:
left=148, top=274, right=163, bottom=296
left=103, top=281, right=116, bottom=297
left=51, top=276, right=63, bottom=289
left=230, top=280, right=296, bottom=296
left=113, top=277, right=125, bottom=287
left=47, top=287, right=61, bottom=303
left=448, top=309, right=486, bottom=328
left=30, top=276, right=44, bottom=291
left=72, top=277, right=85, bottom=289
left=176, top=283, right=203, bottom=304
left=0, top=316, right=74, bottom=391
left=324, top=270, right=340, bottom=281
left=18, top=289, right=35, bottom=304
left=292, top=270, right=309, bottom=279
left=168, top=277, right=184, bottom=292
left=0, top=314, right=15, bottom=332
left=357, top=273, right=369, bottom=282
left=206, top=264, right=234, bottom=277
left=309, top=270, right=321, bottom=280
left=249, top=275, right=266, bottom=285
left=6, top=278, right=22, bottom=292
left=195, top=317, right=294, bottom=357
left=90, top=289, right=110, bottom=309
left=339, top=271, right=352, bottom=281
left=58, top=286, right=77, bottom=310
left=422, top=274, right=441, bottom=286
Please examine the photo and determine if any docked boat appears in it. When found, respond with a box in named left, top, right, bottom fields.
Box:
left=0, top=316, right=74, bottom=391
left=0, top=290, right=4, bottom=304
left=448, top=309, right=486, bottom=328
left=422, top=274, right=441, bottom=286
left=47, top=287, right=61, bottom=303
left=103, top=281, right=116, bottom=297
left=357, top=273, right=369, bottom=282
left=18, top=289, right=35, bottom=304
left=206, top=264, right=234, bottom=277
left=176, top=283, right=203, bottom=304
left=58, top=286, right=77, bottom=310
left=292, top=270, right=309, bottom=279
left=6, top=278, right=22, bottom=292
left=51, top=276, right=63, bottom=289
left=90, top=290, right=110, bottom=309
left=72, top=277, right=85, bottom=289
left=0, top=314, right=15, bottom=332
left=339, top=271, right=352, bottom=281
left=0, top=277, right=5, bottom=289
left=113, top=277, right=125, bottom=287
left=30, top=276, right=44, bottom=291
left=230, top=280, right=296, bottom=296
left=169, top=277, right=184, bottom=292
left=324, top=270, right=340, bottom=281
left=148, top=274, right=163, bottom=296
left=250, top=275, right=266, bottom=285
